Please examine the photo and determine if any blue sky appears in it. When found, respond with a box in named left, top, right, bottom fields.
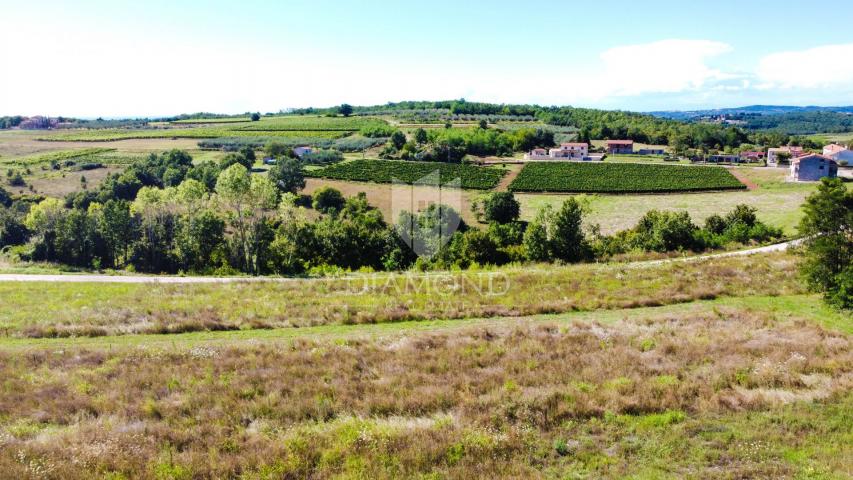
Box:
left=2, top=0, right=853, bottom=116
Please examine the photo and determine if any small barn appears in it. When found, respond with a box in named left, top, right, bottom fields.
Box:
left=790, top=154, right=838, bottom=181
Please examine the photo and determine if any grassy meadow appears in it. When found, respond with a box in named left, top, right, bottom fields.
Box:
left=0, top=251, right=850, bottom=478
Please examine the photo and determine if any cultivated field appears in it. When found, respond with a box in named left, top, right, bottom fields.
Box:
left=509, top=162, right=745, bottom=193
left=307, top=159, right=507, bottom=190
left=0, top=252, right=850, bottom=478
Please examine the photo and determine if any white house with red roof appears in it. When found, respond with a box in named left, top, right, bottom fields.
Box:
left=767, top=146, right=804, bottom=166
left=525, top=143, right=592, bottom=161
left=822, top=144, right=853, bottom=164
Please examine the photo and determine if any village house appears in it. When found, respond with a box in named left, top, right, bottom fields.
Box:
left=293, top=146, right=313, bottom=158
left=549, top=142, right=589, bottom=159
left=524, top=143, right=590, bottom=161
left=707, top=154, right=741, bottom=163
left=822, top=143, right=853, bottom=164
left=790, top=154, right=838, bottom=181
left=767, top=146, right=804, bottom=166
left=606, top=140, right=634, bottom=154
left=637, top=148, right=665, bottom=155
left=739, top=151, right=766, bottom=163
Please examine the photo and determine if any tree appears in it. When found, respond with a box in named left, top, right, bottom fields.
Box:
left=338, top=104, right=353, bottom=117
left=250, top=112, right=261, bottom=121
left=265, top=141, right=293, bottom=159
left=483, top=192, right=520, bottom=224
left=0, top=186, right=11, bottom=207
left=97, top=200, right=136, bottom=268
left=390, top=130, right=407, bottom=150
left=414, top=128, right=428, bottom=144
left=215, top=164, right=279, bottom=274
left=478, top=119, right=488, bottom=129
left=312, top=186, right=345, bottom=214
left=219, top=152, right=253, bottom=171
left=550, top=198, right=589, bottom=262
left=798, top=178, right=852, bottom=309
left=268, top=158, right=305, bottom=194
left=239, top=146, right=256, bottom=162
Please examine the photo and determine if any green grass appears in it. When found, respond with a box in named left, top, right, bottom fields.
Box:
left=0, top=294, right=842, bottom=350
left=0, top=148, right=115, bottom=166
left=236, top=115, right=389, bottom=131
left=37, top=128, right=348, bottom=141
left=306, top=159, right=506, bottom=189
left=170, top=117, right=251, bottom=124
left=509, top=162, right=746, bottom=193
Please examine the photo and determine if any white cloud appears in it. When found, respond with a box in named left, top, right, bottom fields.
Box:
left=596, top=39, right=734, bottom=97
left=756, top=43, right=853, bottom=89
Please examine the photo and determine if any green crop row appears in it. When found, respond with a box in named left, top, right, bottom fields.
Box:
left=1, top=148, right=116, bottom=166
left=306, top=159, right=505, bottom=190
left=38, top=128, right=348, bottom=142
left=508, top=162, right=746, bottom=193
left=236, top=116, right=389, bottom=131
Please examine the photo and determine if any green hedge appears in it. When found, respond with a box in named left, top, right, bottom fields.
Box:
left=306, top=159, right=505, bottom=190
left=509, top=162, right=746, bottom=193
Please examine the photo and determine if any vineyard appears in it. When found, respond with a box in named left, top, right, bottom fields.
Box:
left=234, top=116, right=389, bottom=131
left=38, top=128, right=348, bottom=142
left=306, top=159, right=506, bottom=189
left=1, top=147, right=116, bottom=166
left=509, top=162, right=746, bottom=193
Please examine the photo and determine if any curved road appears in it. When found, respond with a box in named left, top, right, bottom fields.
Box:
left=0, top=239, right=803, bottom=284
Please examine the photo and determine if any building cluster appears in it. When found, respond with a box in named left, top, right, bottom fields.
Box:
left=524, top=140, right=666, bottom=161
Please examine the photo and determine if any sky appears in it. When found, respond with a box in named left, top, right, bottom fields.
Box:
left=2, top=0, right=853, bottom=117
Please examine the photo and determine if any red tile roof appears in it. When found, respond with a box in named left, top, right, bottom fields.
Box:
left=791, top=153, right=837, bottom=164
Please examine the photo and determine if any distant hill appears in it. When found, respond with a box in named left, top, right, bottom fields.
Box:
left=649, top=105, right=853, bottom=120
left=648, top=106, right=853, bottom=135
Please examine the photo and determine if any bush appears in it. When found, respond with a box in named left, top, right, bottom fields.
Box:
left=302, top=149, right=343, bottom=165
left=483, top=192, right=520, bottom=224
left=312, top=187, right=345, bottom=213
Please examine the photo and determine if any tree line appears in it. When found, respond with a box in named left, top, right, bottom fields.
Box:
left=0, top=149, right=789, bottom=276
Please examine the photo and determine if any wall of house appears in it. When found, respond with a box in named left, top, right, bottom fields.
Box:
left=793, top=158, right=838, bottom=181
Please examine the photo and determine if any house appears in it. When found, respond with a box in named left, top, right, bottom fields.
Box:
left=707, top=154, right=740, bottom=163
left=637, top=148, right=665, bottom=155
left=739, top=151, right=766, bottom=163
left=767, top=146, right=804, bottom=166
left=790, top=154, right=838, bottom=181
left=548, top=143, right=589, bottom=159
left=822, top=144, right=853, bottom=164
left=606, top=140, right=634, bottom=154
left=523, top=148, right=550, bottom=160
left=293, top=146, right=313, bottom=158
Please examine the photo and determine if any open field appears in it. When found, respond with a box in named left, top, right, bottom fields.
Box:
left=235, top=116, right=389, bottom=131
left=303, top=178, right=482, bottom=225
left=307, top=159, right=507, bottom=190
left=0, top=263, right=849, bottom=478
left=0, top=252, right=804, bottom=338
left=37, top=128, right=348, bottom=142
left=509, top=162, right=745, bottom=193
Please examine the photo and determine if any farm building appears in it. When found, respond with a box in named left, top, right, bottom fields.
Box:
left=524, top=143, right=593, bottom=161
left=707, top=154, right=741, bottom=163
left=739, top=151, right=765, bottom=162
left=523, top=148, right=550, bottom=160
left=637, top=148, right=665, bottom=155
left=293, top=146, right=313, bottom=158
left=549, top=143, right=589, bottom=159
left=767, top=146, right=804, bottom=166
left=822, top=144, right=853, bottom=164
left=790, top=154, right=838, bottom=181
left=606, top=140, right=634, bottom=154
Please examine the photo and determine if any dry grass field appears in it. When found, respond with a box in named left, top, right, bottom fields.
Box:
left=0, top=251, right=849, bottom=478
